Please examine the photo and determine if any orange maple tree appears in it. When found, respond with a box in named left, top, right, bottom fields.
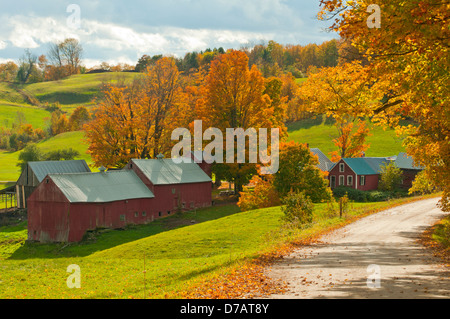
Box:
left=196, top=50, right=286, bottom=193
left=84, top=57, right=187, bottom=168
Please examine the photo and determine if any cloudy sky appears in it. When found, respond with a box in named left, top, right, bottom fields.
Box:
left=0, top=0, right=338, bottom=67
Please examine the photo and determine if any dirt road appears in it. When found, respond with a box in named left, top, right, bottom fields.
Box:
left=267, top=198, right=450, bottom=299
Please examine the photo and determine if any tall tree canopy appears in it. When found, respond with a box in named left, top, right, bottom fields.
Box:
left=84, top=57, right=186, bottom=168
left=318, top=0, right=450, bottom=210
left=196, top=50, right=286, bottom=192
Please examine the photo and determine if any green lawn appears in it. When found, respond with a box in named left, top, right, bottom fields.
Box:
left=0, top=195, right=433, bottom=299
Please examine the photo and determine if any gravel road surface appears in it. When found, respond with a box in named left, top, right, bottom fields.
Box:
left=267, top=198, right=450, bottom=299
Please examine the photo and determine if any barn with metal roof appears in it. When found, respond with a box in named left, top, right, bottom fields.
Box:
left=16, top=160, right=91, bottom=209
left=27, top=170, right=156, bottom=243
left=125, top=156, right=212, bottom=215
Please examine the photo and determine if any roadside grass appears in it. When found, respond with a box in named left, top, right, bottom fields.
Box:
left=0, top=194, right=437, bottom=299
left=287, top=115, right=406, bottom=157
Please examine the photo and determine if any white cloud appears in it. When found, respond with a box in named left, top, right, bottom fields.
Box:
left=0, top=41, right=6, bottom=50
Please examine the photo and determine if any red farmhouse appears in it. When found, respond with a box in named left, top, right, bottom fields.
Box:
left=27, top=170, right=156, bottom=243
left=328, top=157, right=391, bottom=191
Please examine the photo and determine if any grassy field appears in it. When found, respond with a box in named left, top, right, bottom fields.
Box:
left=24, top=72, right=140, bottom=113
left=0, top=131, right=90, bottom=184
left=0, top=102, right=50, bottom=130
left=287, top=116, right=406, bottom=158
left=0, top=195, right=435, bottom=299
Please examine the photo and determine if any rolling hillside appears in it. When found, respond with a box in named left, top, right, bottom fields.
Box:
left=287, top=116, right=406, bottom=158
left=0, top=72, right=406, bottom=185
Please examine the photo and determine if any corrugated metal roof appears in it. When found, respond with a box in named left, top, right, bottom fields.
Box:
left=395, top=152, right=424, bottom=170
left=28, top=160, right=91, bottom=182
left=343, top=157, right=392, bottom=175
left=130, top=158, right=212, bottom=185
left=49, top=170, right=155, bottom=203
left=310, top=148, right=334, bottom=172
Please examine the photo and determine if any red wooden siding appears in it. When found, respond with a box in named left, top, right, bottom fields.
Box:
left=27, top=177, right=157, bottom=243
left=328, top=159, right=380, bottom=191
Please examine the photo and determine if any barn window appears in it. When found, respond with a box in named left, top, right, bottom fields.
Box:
left=120, top=215, right=126, bottom=221
left=347, top=175, right=353, bottom=186
left=182, top=202, right=186, bottom=209
left=339, top=176, right=345, bottom=186
left=360, top=176, right=366, bottom=186
left=339, top=163, right=345, bottom=173
left=46, top=179, right=49, bottom=184
left=142, top=211, right=147, bottom=217
left=190, top=202, right=195, bottom=209
left=134, top=212, right=139, bottom=217
left=158, top=212, right=162, bottom=217
left=172, top=188, right=176, bottom=194
left=167, top=211, right=171, bottom=215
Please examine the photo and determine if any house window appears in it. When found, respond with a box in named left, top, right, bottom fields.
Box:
left=339, top=163, right=345, bottom=173
left=134, top=212, right=139, bottom=217
left=120, top=215, right=126, bottom=221
left=330, top=176, right=336, bottom=188
left=158, top=212, right=162, bottom=217
left=347, top=175, right=353, bottom=186
left=142, top=211, right=147, bottom=217
left=360, top=176, right=366, bottom=186
left=339, top=176, right=345, bottom=186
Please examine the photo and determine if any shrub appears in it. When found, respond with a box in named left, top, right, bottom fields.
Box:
left=379, top=162, right=403, bottom=191
left=237, top=175, right=280, bottom=212
left=281, top=191, right=314, bottom=227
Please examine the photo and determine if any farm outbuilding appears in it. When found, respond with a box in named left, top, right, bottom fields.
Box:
left=394, top=152, right=424, bottom=189
left=27, top=170, right=155, bottom=243
left=16, top=160, right=91, bottom=209
left=125, top=156, right=213, bottom=215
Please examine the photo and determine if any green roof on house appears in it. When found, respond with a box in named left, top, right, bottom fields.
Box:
left=336, top=157, right=392, bottom=175
left=129, top=158, right=212, bottom=185
left=48, top=170, right=155, bottom=203
left=395, top=152, right=424, bottom=170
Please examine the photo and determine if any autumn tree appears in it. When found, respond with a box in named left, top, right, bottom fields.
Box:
left=47, top=38, right=83, bottom=78
left=0, top=61, right=18, bottom=82
left=300, top=61, right=373, bottom=161
left=329, top=118, right=370, bottom=162
left=196, top=50, right=285, bottom=193
left=273, top=141, right=331, bottom=202
left=84, top=57, right=186, bottom=168
left=237, top=175, right=281, bottom=212
left=318, top=0, right=450, bottom=210
left=68, top=106, right=91, bottom=131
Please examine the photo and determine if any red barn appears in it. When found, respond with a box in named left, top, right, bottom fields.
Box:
left=328, top=157, right=392, bottom=191
left=27, top=170, right=156, bottom=243
left=125, top=156, right=212, bottom=214
left=394, top=152, right=424, bottom=189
